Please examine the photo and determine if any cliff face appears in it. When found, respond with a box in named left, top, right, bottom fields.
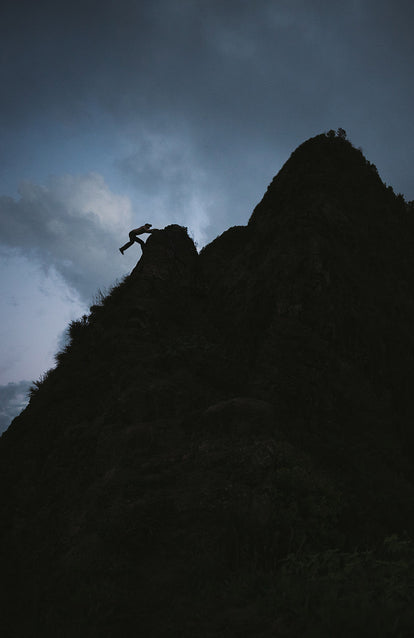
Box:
left=2, top=134, right=414, bottom=636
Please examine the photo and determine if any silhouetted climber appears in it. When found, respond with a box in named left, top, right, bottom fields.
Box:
left=119, top=223, right=154, bottom=255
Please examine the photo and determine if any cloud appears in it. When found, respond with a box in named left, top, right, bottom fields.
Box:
left=0, top=380, right=30, bottom=434
left=0, top=252, right=87, bottom=384
left=0, top=1, right=365, bottom=134
left=2, top=0, right=414, bottom=208
left=118, top=132, right=216, bottom=246
left=0, top=173, right=133, bottom=301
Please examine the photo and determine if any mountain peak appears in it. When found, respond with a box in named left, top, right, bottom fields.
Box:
left=249, top=131, right=395, bottom=234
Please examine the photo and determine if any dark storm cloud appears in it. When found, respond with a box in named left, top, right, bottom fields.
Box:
left=0, top=380, right=30, bottom=434
left=1, top=0, right=412, bottom=132
left=1, top=0, right=414, bottom=206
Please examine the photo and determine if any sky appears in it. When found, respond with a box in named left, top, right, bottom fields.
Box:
left=1, top=0, right=414, bottom=432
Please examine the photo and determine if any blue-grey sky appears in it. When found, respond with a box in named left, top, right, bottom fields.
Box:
left=1, top=0, right=414, bottom=432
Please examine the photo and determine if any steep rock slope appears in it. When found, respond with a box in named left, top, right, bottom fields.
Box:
left=201, top=136, right=414, bottom=526
left=2, top=135, right=414, bottom=636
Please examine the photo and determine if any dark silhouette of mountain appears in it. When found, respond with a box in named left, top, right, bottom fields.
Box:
left=2, top=132, right=414, bottom=636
